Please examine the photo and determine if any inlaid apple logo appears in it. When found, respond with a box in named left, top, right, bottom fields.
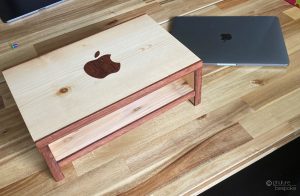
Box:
left=220, top=33, right=232, bottom=42
left=84, top=51, right=120, bottom=79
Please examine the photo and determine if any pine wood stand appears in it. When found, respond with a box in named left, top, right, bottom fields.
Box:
left=3, top=15, right=202, bottom=181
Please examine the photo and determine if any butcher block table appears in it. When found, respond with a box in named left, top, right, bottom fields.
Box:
left=1, top=0, right=300, bottom=195
left=2, top=15, right=202, bottom=181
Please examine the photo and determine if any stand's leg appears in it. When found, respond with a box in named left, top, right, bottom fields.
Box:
left=193, top=66, right=202, bottom=106
left=38, top=145, right=64, bottom=181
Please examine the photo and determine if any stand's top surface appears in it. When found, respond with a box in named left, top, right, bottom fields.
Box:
left=3, top=15, right=200, bottom=141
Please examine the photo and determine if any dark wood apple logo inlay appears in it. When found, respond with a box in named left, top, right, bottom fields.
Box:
left=84, top=51, right=120, bottom=79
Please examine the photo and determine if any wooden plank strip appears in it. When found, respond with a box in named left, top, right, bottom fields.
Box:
left=240, top=88, right=300, bottom=138
left=0, top=0, right=158, bottom=47
left=0, top=106, right=24, bottom=133
left=200, top=66, right=285, bottom=114
left=46, top=158, right=132, bottom=196
left=203, top=66, right=239, bottom=84
left=289, top=114, right=300, bottom=130
left=215, top=0, right=291, bottom=16
left=150, top=0, right=223, bottom=24
left=0, top=45, right=38, bottom=72
left=2, top=93, right=15, bottom=108
left=283, top=23, right=300, bottom=55
left=283, top=7, right=300, bottom=20
left=0, top=82, right=10, bottom=95
left=34, top=2, right=161, bottom=56
left=149, top=123, right=299, bottom=195
left=187, top=128, right=300, bottom=195
left=0, top=75, right=5, bottom=84
left=242, top=68, right=300, bottom=110
left=188, top=0, right=292, bottom=20
left=287, top=48, right=300, bottom=72
left=0, top=148, right=45, bottom=189
left=0, top=97, right=4, bottom=110
left=0, top=81, right=16, bottom=109
left=49, top=79, right=194, bottom=161
left=0, top=164, right=77, bottom=196
left=0, top=135, right=33, bottom=165
left=217, top=0, right=249, bottom=10
left=122, top=123, right=252, bottom=195
left=0, top=0, right=127, bottom=43
left=0, top=111, right=29, bottom=151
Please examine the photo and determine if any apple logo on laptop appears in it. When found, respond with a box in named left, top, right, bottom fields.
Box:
left=220, top=33, right=232, bottom=42
left=84, top=51, right=120, bottom=79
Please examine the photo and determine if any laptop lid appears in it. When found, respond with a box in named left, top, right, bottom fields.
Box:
left=170, top=16, right=289, bottom=66
left=0, top=0, right=65, bottom=23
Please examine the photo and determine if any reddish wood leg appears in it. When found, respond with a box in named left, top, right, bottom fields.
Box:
left=193, top=66, right=202, bottom=106
left=38, top=145, right=64, bottom=181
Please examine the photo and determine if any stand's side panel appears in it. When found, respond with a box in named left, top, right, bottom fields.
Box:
left=194, top=64, right=202, bottom=106
left=38, top=145, right=64, bottom=181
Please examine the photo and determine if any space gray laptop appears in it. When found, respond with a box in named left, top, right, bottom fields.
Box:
left=170, top=16, right=289, bottom=66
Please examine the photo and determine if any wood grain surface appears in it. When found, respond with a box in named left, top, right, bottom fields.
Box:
left=35, top=61, right=201, bottom=149
left=0, top=0, right=160, bottom=78
left=49, top=79, right=194, bottom=161
left=3, top=15, right=200, bottom=141
left=0, top=0, right=300, bottom=195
